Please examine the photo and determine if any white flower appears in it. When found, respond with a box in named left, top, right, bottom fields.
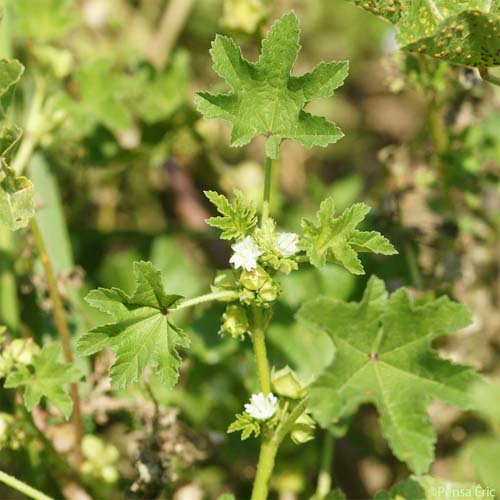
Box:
left=276, top=232, right=299, bottom=257
left=230, top=236, right=262, bottom=271
left=244, top=392, right=278, bottom=420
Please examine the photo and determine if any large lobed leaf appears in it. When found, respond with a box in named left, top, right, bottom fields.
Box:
left=300, top=197, right=397, bottom=274
left=5, top=344, right=83, bottom=419
left=298, top=276, right=480, bottom=473
left=77, top=261, right=189, bottom=389
left=195, top=11, right=348, bottom=159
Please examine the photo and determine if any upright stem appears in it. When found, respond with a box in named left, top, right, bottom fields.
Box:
left=250, top=440, right=279, bottom=500
left=0, top=470, right=54, bottom=500
left=251, top=308, right=271, bottom=395
left=261, top=157, right=273, bottom=226
left=316, top=431, right=334, bottom=499
left=29, top=219, right=83, bottom=466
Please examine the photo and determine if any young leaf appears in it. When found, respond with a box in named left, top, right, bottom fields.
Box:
left=297, top=276, right=480, bottom=473
left=4, top=344, right=82, bottom=419
left=0, top=165, right=35, bottom=231
left=195, top=11, right=348, bottom=159
left=227, top=412, right=261, bottom=440
left=204, top=189, right=257, bottom=240
left=77, top=261, right=188, bottom=389
left=300, top=198, right=397, bottom=273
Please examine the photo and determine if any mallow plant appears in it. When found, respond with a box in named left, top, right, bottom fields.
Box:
left=0, top=8, right=487, bottom=500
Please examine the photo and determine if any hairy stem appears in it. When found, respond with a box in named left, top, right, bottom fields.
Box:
left=316, top=431, right=334, bottom=499
left=261, top=157, right=273, bottom=225
left=29, top=219, right=83, bottom=466
left=173, top=290, right=239, bottom=310
left=0, top=470, right=54, bottom=500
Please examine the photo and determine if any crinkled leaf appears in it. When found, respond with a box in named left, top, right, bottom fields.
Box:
left=227, top=412, right=261, bottom=440
left=0, top=165, right=35, bottom=231
left=0, top=125, right=22, bottom=161
left=204, top=189, right=257, bottom=240
left=346, top=0, right=500, bottom=67
left=300, top=198, right=397, bottom=274
left=325, top=490, right=347, bottom=500
left=297, top=276, right=480, bottom=473
left=9, top=0, right=78, bottom=42
left=195, top=12, right=348, bottom=159
left=0, top=59, right=24, bottom=117
left=4, top=344, right=82, bottom=419
left=78, top=261, right=188, bottom=389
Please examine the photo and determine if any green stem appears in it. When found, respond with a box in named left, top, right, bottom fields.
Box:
left=479, top=67, right=500, bottom=87
left=315, top=432, right=334, bottom=499
left=29, top=219, right=83, bottom=467
left=173, top=290, right=239, bottom=310
left=261, top=157, right=273, bottom=225
left=250, top=399, right=307, bottom=500
left=251, top=440, right=279, bottom=500
left=251, top=308, right=271, bottom=395
left=12, top=78, right=46, bottom=176
left=0, top=470, right=54, bottom=500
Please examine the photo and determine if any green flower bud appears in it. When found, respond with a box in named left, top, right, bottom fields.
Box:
left=8, top=339, right=40, bottom=366
left=239, top=266, right=269, bottom=291
left=258, top=278, right=279, bottom=303
left=290, top=412, right=316, bottom=444
left=272, top=366, right=306, bottom=399
left=222, top=304, right=249, bottom=338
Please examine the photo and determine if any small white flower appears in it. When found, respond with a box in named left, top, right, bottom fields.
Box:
left=244, top=392, right=278, bottom=420
left=230, top=236, right=262, bottom=271
left=276, top=232, right=299, bottom=257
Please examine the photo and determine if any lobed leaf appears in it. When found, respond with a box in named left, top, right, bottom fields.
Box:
left=195, top=11, right=348, bottom=159
left=297, top=276, right=480, bottom=473
left=5, top=344, right=83, bottom=419
left=300, top=198, right=397, bottom=274
left=78, top=261, right=188, bottom=389
left=204, top=189, right=257, bottom=240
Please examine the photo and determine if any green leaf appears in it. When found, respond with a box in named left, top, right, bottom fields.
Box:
left=325, top=490, right=347, bottom=500
left=346, top=0, right=500, bottom=67
left=374, top=479, right=426, bottom=500
left=77, top=261, right=188, bottom=389
left=227, top=412, right=261, bottom=440
left=195, top=11, right=348, bottom=159
left=0, top=59, right=24, bottom=117
left=467, top=437, right=500, bottom=494
left=9, top=0, right=78, bottom=42
left=300, top=198, right=397, bottom=274
left=0, top=125, right=22, bottom=161
left=133, top=51, right=189, bottom=124
left=0, top=165, right=35, bottom=231
left=4, top=344, right=82, bottom=419
left=405, top=10, right=500, bottom=67
left=204, top=189, right=257, bottom=240
left=217, top=495, right=236, bottom=500
left=75, top=59, right=133, bottom=132
left=297, top=276, right=480, bottom=473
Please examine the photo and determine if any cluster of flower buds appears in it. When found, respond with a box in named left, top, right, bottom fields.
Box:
left=239, top=266, right=280, bottom=306
left=0, top=339, right=40, bottom=378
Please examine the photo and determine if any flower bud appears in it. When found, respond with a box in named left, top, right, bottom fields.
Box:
left=8, top=339, right=40, bottom=366
left=222, top=304, right=249, bottom=338
left=258, top=278, right=279, bottom=303
left=239, top=266, right=269, bottom=291
left=290, top=412, right=315, bottom=444
left=272, top=366, right=305, bottom=399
